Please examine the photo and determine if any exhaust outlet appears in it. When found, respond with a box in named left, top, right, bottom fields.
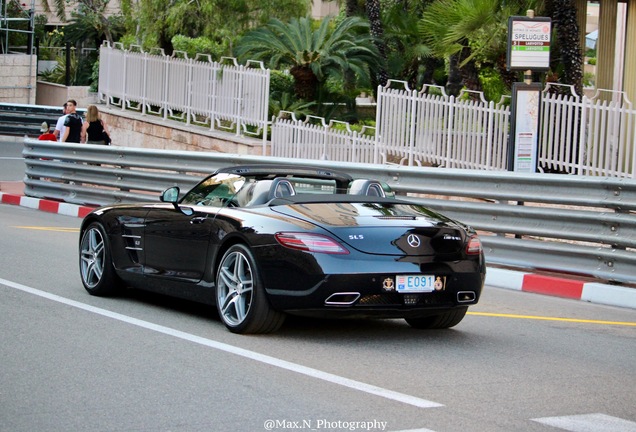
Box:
left=457, top=291, right=476, bottom=303
left=325, top=292, right=360, bottom=306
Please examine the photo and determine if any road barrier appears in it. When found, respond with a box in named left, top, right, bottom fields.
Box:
left=22, top=138, right=636, bottom=284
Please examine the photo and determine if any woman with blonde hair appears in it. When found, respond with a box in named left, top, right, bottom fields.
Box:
left=81, top=105, right=111, bottom=145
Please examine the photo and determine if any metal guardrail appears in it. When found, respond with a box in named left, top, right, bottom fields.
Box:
left=22, top=139, right=636, bottom=284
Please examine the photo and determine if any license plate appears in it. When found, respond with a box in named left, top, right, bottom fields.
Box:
left=396, top=275, right=436, bottom=293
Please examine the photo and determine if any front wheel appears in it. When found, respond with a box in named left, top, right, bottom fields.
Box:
left=405, top=307, right=468, bottom=329
left=79, top=222, right=123, bottom=296
left=215, top=244, right=285, bottom=334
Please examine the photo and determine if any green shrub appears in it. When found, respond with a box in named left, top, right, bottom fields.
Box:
left=270, top=70, right=294, bottom=95
left=116, top=34, right=139, bottom=50
left=89, top=60, right=100, bottom=92
left=38, top=49, right=93, bottom=86
left=269, top=92, right=315, bottom=120
left=479, top=67, right=508, bottom=103
left=171, top=35, right=229, bottom=61
left=330, top=120, right=376, bottom=136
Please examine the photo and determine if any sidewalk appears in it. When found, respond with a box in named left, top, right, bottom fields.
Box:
left=0, top=180, right=24, bottom=195
left=2, top=182, right=636, bottom=311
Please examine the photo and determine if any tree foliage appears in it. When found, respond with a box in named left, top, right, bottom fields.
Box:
left=382, top=1, right=435, bottom=89
left=365, top=0, right=389, bottom=87
left=234, top=16, right=381, bottom=101
left=64, top=0, right=125, bottom=46
left=40, top=0, right=585, bottom=107
left=121, top=0, right=312, bottom=55
left=419, top=0, right=532, bottom=95
left=544, top=0, right=584, bottom=95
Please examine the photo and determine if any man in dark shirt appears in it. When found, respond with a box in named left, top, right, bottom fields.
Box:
left=62, top=99, right=83, bottom=143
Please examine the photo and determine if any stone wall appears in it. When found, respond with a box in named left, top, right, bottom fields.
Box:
left=35, top=82, right=98, bottom=109
left=0, top=55, right=37, bottom=105
left=97, top=105, right=265, bottom=155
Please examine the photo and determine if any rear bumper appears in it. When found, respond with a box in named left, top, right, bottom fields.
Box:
left=265, top=271, right=485, bottom=314
left=254, top=242, right=485, bottom=315
left=284, top=305, right=471, bottom=320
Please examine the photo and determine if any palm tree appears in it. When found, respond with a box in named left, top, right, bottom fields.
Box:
left=365, top=0, right=389, bottom=87
left=544, top=0, right=583, bottom=95
left=64, top=0, right=124, bottom=46
left=40, top=0, right=68, bottom=23
left=335, top=0, right=389, bottom=90
left=345, top=0, right=361, bottom=16
left=234, top=16, right=381, bottom=101
left=39, top=0, right=122, bottom=46
left=383, top=3, right=434, bottom=90
left=419, top=0, right=527, bottom=96
left=418, top=0, right=487, bottom=94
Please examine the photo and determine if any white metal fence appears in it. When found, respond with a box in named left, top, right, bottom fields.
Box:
left=373, top=82, right=510, bottom=169
left=270, top=115, right=377, bottom=162
left=96, top=43, right=635, bottom=178
left=98, top=43, right=270, bottom=145
left=270, top=82, right=511, bottom=170
left=271, top=81, right=636, bottom=178
left=540, top=84, right=635, bottom=177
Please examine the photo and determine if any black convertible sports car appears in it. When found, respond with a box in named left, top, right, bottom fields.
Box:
left=79, top=165, right=485, bottom=333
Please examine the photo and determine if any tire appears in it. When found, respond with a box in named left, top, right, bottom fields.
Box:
left=215, top=244, right=285, bottom=334
left=405, top=307, right=468, bottom=329
left=79, top=222, right=123, bottom=296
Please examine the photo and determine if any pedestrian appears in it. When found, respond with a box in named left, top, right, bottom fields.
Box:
left=81, top=105, right=111, bottom=145
left=61, top=99, right=83, bottom=143
left=53, top=103, right=68, bottom=141
left=38, top=122, right=57, bottom=141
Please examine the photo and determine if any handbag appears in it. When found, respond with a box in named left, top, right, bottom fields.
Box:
left=100, top=121, right=111, bottom=145
left=101, top=130, right=112, bottom=145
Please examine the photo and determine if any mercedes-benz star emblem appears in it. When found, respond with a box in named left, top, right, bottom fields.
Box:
left=407, top=234, right=421, bottom=248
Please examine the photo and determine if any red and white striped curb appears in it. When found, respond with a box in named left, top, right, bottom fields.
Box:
left=2, top=190, right=635, bottom=311
left=486, top=268, right=636, bottom=310
left=0, top=192, right=95, bottom=218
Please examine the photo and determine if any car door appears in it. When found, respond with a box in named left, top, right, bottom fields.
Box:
left=142, top=204, right=216, bottom=283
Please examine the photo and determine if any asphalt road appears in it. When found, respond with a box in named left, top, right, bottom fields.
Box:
left=1, top=204, right=635, bottom=432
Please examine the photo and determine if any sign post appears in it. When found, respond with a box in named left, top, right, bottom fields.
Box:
left=506, top=11, right=551, bottom=173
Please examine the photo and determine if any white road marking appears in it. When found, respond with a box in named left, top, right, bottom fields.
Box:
left=532, top=413, right=636, bottom=432
left=1, top=277, right=444, bottom=409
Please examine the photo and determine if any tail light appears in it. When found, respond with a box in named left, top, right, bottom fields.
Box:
left=275, top=232, right=349, bottom=254
left=466, top=235, right=482, bottom=255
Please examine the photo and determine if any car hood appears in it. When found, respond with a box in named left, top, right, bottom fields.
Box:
left=272, top=202, right=467, bottom=256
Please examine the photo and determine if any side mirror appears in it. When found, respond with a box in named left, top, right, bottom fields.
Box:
left=160, top=186, right=193, bottom=215
left=160, top=187, right=180, bottom=204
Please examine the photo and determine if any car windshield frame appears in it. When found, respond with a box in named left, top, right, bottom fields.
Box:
left=177, top=166, right=394, bottom=209
left=180, top=173, right=247, bottom=207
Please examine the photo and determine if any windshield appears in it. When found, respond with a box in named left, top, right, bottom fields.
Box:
left=181, top=173, right=247, bottom=207
left=179, top=171, right=394, bottom=208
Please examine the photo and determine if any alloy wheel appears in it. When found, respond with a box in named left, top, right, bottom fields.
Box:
left=217, top=250, right=254, bottom=326
left=80, top=227, right=105, bottom=288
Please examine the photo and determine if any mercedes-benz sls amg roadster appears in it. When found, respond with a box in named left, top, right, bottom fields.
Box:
left=79, top=165, right=485, bottom=333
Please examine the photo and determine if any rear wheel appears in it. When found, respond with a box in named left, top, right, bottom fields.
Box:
left=405, top=307, right=468, bottom=329
left=215, top=244, right=285, bottom=334
left=79, top=222, right=123, bottom=296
